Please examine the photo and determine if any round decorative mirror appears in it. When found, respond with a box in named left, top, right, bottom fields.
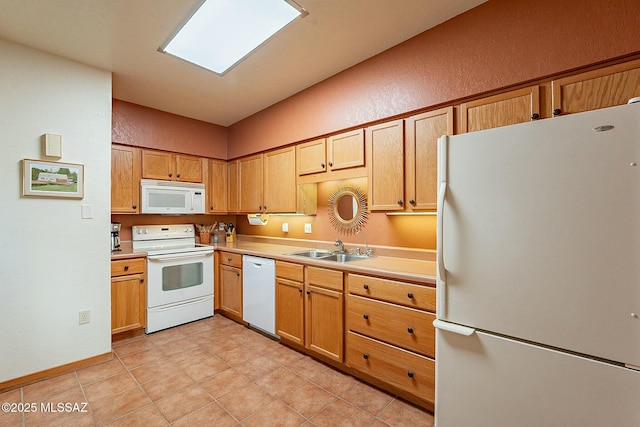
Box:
left=328, top=184, right=368, bottom=235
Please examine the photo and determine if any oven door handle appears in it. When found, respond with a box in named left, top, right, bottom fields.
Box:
left=147, top=252, right=213, bottom=262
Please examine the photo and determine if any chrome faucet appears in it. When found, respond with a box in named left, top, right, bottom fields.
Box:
left=356, top=231, right=373, bottom=256
left=335, top=238, right=346, bottom=254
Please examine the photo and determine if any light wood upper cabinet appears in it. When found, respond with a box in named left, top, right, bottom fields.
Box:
left=297, top=138, right=327, bottom=176
left=111, top=145, right=140, bottom=214
left=405, top=107, right=453, bottom=211
left=227, top=160, right=239, bottom=214
left=207, top=159, right=227, bottom=213
left=238, top=154, right=264, bottom=213
left=141, top=149, right=203, bottom=182
left=551, top=59, right=640, bottom=117
left=327, top=128, right=365, bottom=171
left=366, top=119, right=405, bottom=211
left=264, top=146, right=296, bottom=213
left=460, top=86, right=540, bottom=133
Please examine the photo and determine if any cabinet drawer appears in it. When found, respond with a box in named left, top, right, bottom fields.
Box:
left=276, top=261, right=304, bottom=282
left=347, top=295, right=435, bottom=358
left=220, top=251, right=242, bottom=268
left=348, top=274, right=435, bottom=312
left=111, top=258, right=145, bottom=277
left=346, top=331, right=434, bottom=404
left=306, top=266, right=343, bottom=291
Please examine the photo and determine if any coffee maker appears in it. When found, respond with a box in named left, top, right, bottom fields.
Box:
left=111, top=222, right=121, bottom=252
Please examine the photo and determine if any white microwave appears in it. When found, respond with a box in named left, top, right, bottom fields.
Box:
left=141, top=179, right=205, bottom=214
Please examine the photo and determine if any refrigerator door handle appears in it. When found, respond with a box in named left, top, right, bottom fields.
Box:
left=433, top=319, right=475, bottom=336
left=437, top=181, right=447, bottom=286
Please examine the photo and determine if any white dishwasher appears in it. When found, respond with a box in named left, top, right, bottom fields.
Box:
left=242, top=255, right=277, bottom=337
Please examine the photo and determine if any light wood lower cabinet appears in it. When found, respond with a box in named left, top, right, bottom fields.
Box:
left=346, top=273, right=436, bottom=407
left=110, top=258, right=146, bottom=334
left=276, top=262, right=344, bottom=363
left=219, top=252, right=243, bottom=321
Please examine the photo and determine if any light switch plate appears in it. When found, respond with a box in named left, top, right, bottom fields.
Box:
left=304, top=223, right=312, bottom=234
left=43, top=133, right=62, bottom=158
left=81, top=204, right=94, bottom=219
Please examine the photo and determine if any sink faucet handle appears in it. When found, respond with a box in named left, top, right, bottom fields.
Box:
left=355, top=247, right=361, bottom=255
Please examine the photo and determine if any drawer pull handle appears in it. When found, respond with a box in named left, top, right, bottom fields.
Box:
left=363, top=284, right=369, bottom=290
left=124, top=265, right=129, bottom=271
left=407, top=371, right=414, bottom=378
left=407, top=292, right=414, bottom=299
left=227, top=258, right=232, bottom=262
left=363, top=353, right=369, bottom=360
left=407, top=327, right=414, bottom=334
left=363, top=314, right=369, bottom=320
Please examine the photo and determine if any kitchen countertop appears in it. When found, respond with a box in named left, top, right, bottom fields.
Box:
left=112, top=239, right=436, bottom=286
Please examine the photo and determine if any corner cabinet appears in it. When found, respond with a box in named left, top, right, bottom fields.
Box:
left=110, top=257, right=146, bottom=334
left=111, top=145, right=141, bottom=214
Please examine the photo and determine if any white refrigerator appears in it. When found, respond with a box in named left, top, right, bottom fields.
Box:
left=434, top=103, right=640, bottom=426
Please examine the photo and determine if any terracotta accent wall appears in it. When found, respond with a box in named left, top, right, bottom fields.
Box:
left=112, top=99, right=228, bottom=159
left=227, top=0, right=640, bottom=158
left=235, top=179, right=437, bottom=251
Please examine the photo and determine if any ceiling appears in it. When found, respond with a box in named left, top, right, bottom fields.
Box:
left=0, top=0, right=485, bottom=127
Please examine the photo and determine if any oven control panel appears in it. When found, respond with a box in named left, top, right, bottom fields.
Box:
left=132, top=225, right=195, bottom=241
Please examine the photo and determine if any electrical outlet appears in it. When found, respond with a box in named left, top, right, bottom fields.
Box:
left=282, top=222, right=288, bottom=232
left=304, top=223, right=312, bottom=234
left=79, top=310, right=90, bottom=325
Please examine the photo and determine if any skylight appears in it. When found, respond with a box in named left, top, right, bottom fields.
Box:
left=160, top=0, right=307, bottom=76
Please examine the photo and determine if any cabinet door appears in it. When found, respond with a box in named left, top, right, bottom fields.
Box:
left=460, top=86, right=540, bottom=133
left=175, top=154, right=203, bottom=183
left=111, top=145, right=140, bottom=214
left=208, top=159, right=228, bottom=213
left=111, top=274, right=146, bottom=334
left=305, top=284, right=343, bottom=362
left=220, top=265, right=242, bottom=318
left=141, top=149, right=173, bottom=180
left=227, top=160, right=239, bottom=213
left=405, top=107, right=453, bottom=211
left=551, top=59, right=640, bottom=117
left=327, top=129, right=365, bottom=171
left=238, top=154, right=264, bottom=213
left=276, top=277, right=304, bottom=345
left=297, top=138, right=327, bottom=175
left=366, top=119, right=405, bottom=211
left=264, top=147, right=296, bottom=213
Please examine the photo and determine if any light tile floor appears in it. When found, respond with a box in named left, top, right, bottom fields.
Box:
left=0, top=315, right=434, bottom=426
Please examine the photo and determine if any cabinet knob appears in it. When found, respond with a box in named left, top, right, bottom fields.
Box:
left=210, top=206, right=214, bottom=210
left=236, top=273, right=240, bottom=277
left=363, top=353, right=369, bottom=360
left=132, top=205, right=137, bottom=209
left=227, top=258, right=231, bottom=262
left=363, top=313, right=369, bottom=320
left=397, top=199, right=403, bottom=205
left=321, top=162, right=325, bottom=168
left=263, top=206, right=267, bottom=211
left=531, top=113, right=540, bottom=120
left=140, top=278, right=144, bottom=283
left=298, top=288, right=303, bottom=293
left=409, top=199, right=415, bottom=205
left=124, top=265, right=129, bottom=271
left=168, top=173, right=172, bottom=177
left=177, top=174, right=181, bottom=178
left=407, top=292, right=414, bottom=299
left=553, top=108, right=562, bottom=116
left=363, top=284, right=369, bottom=290
left=306, top=290, right=311, bottom=295
left=328, top=161, right=333, bottom=167
left=407, top=371, right=414, bottom=378
left=407, top=327, right=414, bottom=334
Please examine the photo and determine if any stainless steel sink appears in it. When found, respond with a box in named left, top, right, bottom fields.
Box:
left=322, top=253, right=370, bottom=263
left=284, top=250, right=370, bottom=262
left=285, top=249, right=334, bottom=259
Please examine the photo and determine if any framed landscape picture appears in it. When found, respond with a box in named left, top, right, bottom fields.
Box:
left=22, top=159, right=84, bottom=199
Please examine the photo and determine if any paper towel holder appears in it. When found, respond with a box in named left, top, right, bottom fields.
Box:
left=247, top=213, right=269, bottom=225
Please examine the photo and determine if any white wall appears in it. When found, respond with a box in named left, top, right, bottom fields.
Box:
left=0, top=39, right=112, bottom=382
